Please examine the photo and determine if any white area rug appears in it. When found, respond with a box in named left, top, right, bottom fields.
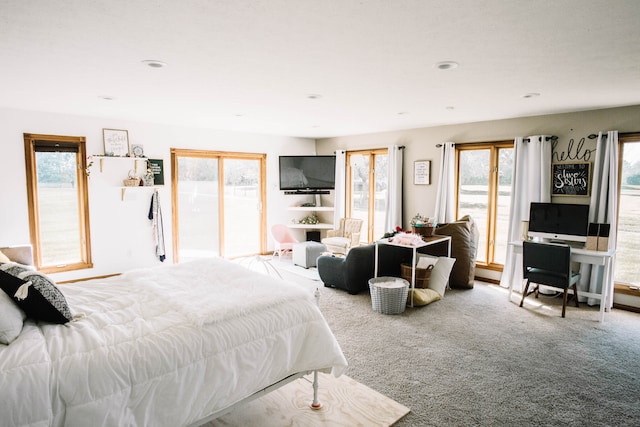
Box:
left=268, top=257, right=321, bottom=281
left=204, top=373, right=410, bottom=427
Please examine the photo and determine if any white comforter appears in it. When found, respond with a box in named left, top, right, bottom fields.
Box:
left=0, top=258, right=347, bottom=427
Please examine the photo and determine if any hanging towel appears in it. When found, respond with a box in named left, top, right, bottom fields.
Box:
left=148, top=191, right=166, bottom=262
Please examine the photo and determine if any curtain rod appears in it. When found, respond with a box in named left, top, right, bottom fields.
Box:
left=523, top=135, right=558, bottom=142
left=333, top=145, right=404, bottom=154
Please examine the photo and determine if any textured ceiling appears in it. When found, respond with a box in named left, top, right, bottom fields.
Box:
left=2, top=0, right=640, bottom=138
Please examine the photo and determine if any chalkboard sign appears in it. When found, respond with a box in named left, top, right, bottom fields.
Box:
left=147, top=159, right=164, bottom=186
left=552, top=162, right=590, bottom=196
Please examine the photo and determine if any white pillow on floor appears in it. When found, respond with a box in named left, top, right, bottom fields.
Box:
left=426, top=257, right=456, bottom=297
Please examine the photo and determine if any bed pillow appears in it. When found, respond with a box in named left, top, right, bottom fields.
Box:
left=0, top=250, right=11, bottom=263
left=0, top=286, right=26, bottom=344
left=0, top=265, right=73, bottom=324
left=426, top=256, right=456, bottom=297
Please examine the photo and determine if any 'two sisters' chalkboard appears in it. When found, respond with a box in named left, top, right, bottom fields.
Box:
left=552, top=162, right=590, bottom=196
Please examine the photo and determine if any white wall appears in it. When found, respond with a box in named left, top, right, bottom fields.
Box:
left=0, top=107, right=316, bottom=282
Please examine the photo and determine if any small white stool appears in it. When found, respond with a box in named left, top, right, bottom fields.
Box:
left=293, top=241, right=327, bottom=268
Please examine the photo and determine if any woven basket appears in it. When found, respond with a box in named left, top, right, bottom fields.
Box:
left=123, top=177, right=140, bottom=187
left=412, top=225, right=435, bottom=237
left=400, top=263, right=433, bottom=288
left=369, top=277, right=409, bottom=315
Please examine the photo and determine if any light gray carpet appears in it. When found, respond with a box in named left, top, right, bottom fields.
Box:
left=274, top=265, right=640, bottom=427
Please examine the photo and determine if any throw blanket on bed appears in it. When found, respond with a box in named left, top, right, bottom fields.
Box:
left=122, top=257, right=312, bottom=326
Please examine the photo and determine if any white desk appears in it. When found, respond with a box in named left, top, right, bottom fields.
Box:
left=506, top=241, right=616, bottom=321
left=374, top=235, right=452, bottom=307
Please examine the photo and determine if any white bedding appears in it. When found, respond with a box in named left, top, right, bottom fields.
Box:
left=0, top=257, right=347, bottom=427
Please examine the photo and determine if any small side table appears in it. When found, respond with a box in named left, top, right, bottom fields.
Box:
left=374, top=235, right=451, bottom=307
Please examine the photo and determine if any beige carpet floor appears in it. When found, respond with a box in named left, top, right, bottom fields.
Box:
left=203, top=373, right=409, bottom=427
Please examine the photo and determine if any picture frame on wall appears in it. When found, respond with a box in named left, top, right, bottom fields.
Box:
left=414, top=160, right=431, bottom=185
left=102, top=128, right=130, bottom=157
left=552, top=162, right=591, bottom=196
left=130, top=144, right=145, bottom=158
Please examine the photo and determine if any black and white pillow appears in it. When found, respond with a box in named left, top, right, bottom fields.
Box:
left=0, top=263, right=73, bottom=324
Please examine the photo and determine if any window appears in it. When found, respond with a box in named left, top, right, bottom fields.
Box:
left=346, top=149, right=388, bottom=243
left=616, top=133, right=640, bottom=287
left=24, top=133, right=92, bottom=273
left=455, top=142, right=514, bottom=268
left=171, top=148, right=266, bottom=261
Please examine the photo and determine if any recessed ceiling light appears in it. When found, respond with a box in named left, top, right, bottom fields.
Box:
left=99, top=95, right=115, bottom=101
left=522, top=92, right=540, bottom=98
left=397, top=111, right=409, bottom=115
left=445, top=106, right=455, bottom=110
left=307, top=94, right=322, bottom=100
left=141, top=60, right=167, bottom=68
left=434, top=61, right=459, bottom=70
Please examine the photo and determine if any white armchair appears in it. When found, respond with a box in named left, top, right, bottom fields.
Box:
left=322, top=218, right=363, bottom=255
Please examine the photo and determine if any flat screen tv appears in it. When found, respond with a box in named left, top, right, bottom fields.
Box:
left=528, top=202, right=590, bottom=243
left=279, top=155, right=336, bottom=193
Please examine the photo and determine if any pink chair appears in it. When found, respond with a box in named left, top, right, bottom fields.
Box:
left=271, top=224, right=299, bottom=260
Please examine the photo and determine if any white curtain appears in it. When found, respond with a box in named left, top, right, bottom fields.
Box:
left=384, top=145, right=403, bottom=231
left=333, top=150, right=346, bottom=226
left=578, top=131, right=619, bottom=306
left=500, top=135, right=552, bottom=290
left=433, top=142, right=456, bottom=224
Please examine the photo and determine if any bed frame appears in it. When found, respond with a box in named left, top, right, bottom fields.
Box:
left=189, top=370, right=322, bottom=426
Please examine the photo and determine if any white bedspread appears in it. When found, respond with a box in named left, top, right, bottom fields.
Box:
left=0, top=258, right=347, bottom=427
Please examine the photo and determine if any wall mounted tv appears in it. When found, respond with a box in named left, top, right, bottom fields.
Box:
left=279, top=155, right=336, bottom=194
left=528, top=202, right=590, bottom=243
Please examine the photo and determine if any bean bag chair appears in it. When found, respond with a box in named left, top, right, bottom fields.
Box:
left=435, top=215, right=479, bottom=289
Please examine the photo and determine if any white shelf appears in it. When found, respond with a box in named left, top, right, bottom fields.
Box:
left=119, top=185, right=161, bottom=201
left=288, top=223, right=334, bottom=229
left=92, top=155, right=147, bottom=172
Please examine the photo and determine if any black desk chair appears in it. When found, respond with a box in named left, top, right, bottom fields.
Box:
left=520, top=241, right=581, bottom=318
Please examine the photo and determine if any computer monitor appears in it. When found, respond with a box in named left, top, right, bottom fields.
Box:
left=528, top=202, right=590, bottom=243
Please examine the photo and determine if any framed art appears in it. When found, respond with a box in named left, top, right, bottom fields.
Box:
left=552, top=162, right=591, bottom=196
left=103, top=128, right=130, bottom=157
left=130, top=144, right=145, bottom=158
left=414, top=160, right=431, bottom=185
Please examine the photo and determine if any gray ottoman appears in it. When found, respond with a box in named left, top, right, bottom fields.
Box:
left=293, top=241, right=327, bottom=268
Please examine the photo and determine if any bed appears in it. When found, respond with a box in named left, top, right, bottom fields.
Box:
left=0, top=245, right=348, bottom=427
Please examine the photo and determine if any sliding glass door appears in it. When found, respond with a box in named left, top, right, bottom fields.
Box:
left=455, top=142, right=514, bottom=267
left=222, top=158, right=263, bottom=257
left=172, top=149, right=266, bottom=261
left=346, top=149, right=388, bottom=243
